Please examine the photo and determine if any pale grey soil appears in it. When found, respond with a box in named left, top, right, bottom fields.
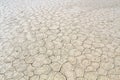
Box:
left=0, top=0, right=120, bottom=80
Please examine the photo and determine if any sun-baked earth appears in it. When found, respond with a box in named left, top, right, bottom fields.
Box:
left=0, top=0, right=120, bottom=80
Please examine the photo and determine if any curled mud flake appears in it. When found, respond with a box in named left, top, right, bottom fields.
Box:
left=86, top=54, right=101, bottom=62
left=54, top=72, right=66, bottom=80
left=0, top=75, right=4, bottom=80
left=50, top=55, right=61, bottom=63
left=97, top=75, right=110, bottom=80
left=61, top=62, right=75, bottom=80
left=53, top=49, right=62, bottom=56
left=108, top=67, right=120, bottom=75
left=36, top=33, right=48, bottom=40
left=114, top=56, right=120, bottom=66
left=2, top=41, right=13, bottom=56
left=27, top=42, right=39, bottom=50
left=61, top=36, right=71, bottom=44
left=47, top=34, right=57, bottom=41
left=53, top=41, right=63, bottom=49
left=13, top=59, right=27, bottom=72
left=12, top=71, right=24, bottom=80
left=0, top=63, right=12, bottom=74
left=31, top=24, right=40, bottom=31
left=46, top=50, right=53, bottom=56
left=24, top=65, right=34, bottom=77
left=92, top=42, right=105, bottom=48
left=25, top=56, right=34, bottom=64
left=32, top=54, right=46, bottom=67
left=97, top=68, right=108, bottom=76
left=11, top=46, right=22, bottom=58
left=69, top=49, right=81, bottom=57
left=107, top=51, right=115, bottom=58
left=40, top=74, right=48, bottom=80
left=30, top=75, right=39, bottom=80
left=40, top=27, right=48, bottom=33
left=45, top=41, right=55, bottom=50
left=77, top=77, right=87, bottom=80
left=69, top=34, right=78, bottom=40
left=76, top=55, right=86, bottom=64
left=49, top=29, right=60, bottom=34
left=115, top=46, right=120, bottom=56
left=75, top=66, right=84, bottom=77
left=84, top=72, right=98, bottom=80
left=108, top=74, right=120, bottom=80
left=63, top=43, right=74, bottom=50
left=91, top=62, right=99, bottom=69
left=81, top=59, right=91, bottom=68
left=49, top=25, right=59, bottom=30
left=39, top=47, right=47, bottom=53
left=26, top=32, right=36, bottom=42
left=50, top=62, right=61, bottom=71
left=68, top=56, right=77, bottom=65
left=101, top=62, right=114, bottom=71
left=4, top=56, right=15, bottom=63
left=91, top=49, right=102, bottom=57
left=48, top=71, right=57, bottom=80
left=101, top=55, right=110, bottom=63
left=82, top=48, right=91, bottom=55
left=71, top=40, right=83, bottom=47
left=86, top=66, right=95, bottom=72
left=38, top=39, right=45, bottom=47
left=16, top=26, right=24, bottom=33
left=5, top=70, right=14, bottom=79
left=34, top=65, right=51, bottom=75
left=83, top=43, right=92, bottom=48
left=29, top=47, right=39, bottom=56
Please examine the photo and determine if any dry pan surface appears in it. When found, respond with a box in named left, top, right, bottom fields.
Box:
left=0, top=0, right=120, bottom=80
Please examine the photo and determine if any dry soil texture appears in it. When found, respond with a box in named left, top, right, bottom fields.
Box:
left=0, top=0, right=120, bottom=80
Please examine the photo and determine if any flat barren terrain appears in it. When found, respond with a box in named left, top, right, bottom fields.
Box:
left=0, top=0, right=120, bottom=80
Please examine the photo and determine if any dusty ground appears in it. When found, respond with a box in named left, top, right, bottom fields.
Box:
left=0, top=0, right=120, bottom=80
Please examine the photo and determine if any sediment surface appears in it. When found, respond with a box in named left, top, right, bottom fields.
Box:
left=0, top=0, right=120, bottom=80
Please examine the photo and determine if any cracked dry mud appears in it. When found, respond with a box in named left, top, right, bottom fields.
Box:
left=0, top=0, right=120, bottom=80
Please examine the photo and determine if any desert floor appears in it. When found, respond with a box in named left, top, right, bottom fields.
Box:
left=0, top=0, right=120, bottom=80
